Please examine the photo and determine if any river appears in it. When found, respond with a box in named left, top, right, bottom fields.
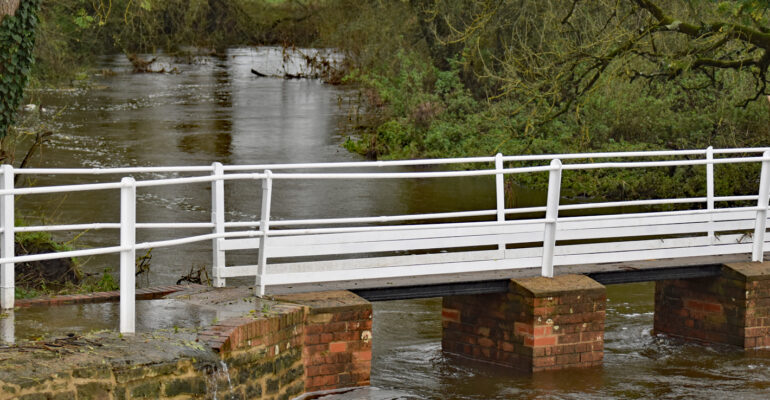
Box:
left=19, top=48, right=770, bottom=399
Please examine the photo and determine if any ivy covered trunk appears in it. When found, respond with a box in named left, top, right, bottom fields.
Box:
left=1, top=0, right=41, bottom=138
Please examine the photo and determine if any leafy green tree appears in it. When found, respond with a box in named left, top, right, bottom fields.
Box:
left=0, top=0, right=41, bottom=141
left=413, top=0, right=770, bottom=125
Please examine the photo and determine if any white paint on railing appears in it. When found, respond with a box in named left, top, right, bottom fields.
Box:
left=256, top=170, right=273, bottom=297
left=753, top=151, right=770, bottom=262
left=2, top=147, right=770, bottom=333
left=10, top=147, right=769, bottom=177
left=267, top=165, right=557, bottom=180
left=13, top=222, right=216, bottom=233
left=212, top=162, right=226, bottom=287
left=119, top=177, right=136, bottom=334
left=541, top=159, right=562, bottom=278
left=0, top=246, right=125, bottom=265
left=707, top=146, right=715, bottom=242
left=16, top=166, right=216, bottom=175
left=0, top=165, right=13, bottom=310
left=495, top=153, right=505, bottom=257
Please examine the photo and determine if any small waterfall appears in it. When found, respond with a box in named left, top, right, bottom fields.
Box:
left=205, top=360, right=234, bottom=400
left=220, top=360, right=234, bottom=394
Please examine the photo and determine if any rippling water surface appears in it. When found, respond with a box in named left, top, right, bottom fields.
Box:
left=13, top=48, right=770, bottom=398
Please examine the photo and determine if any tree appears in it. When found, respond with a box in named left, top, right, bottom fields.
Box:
left=413, top=0, right=770, bottom=126
left=0, top=1, right=20, bottom=17
left=0, top=0, right=40, bottom=142
left=625, top=0, right=770, bottom=106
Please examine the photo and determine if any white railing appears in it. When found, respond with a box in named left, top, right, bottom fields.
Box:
left=0, top=147, right=769, bottom=334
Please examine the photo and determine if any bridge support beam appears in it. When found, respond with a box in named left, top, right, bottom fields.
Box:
left=442, top=274, right=606, bottom=372
left=655, top=262, right=770, bottom=348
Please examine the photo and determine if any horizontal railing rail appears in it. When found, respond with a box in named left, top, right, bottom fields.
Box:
left=14, top=147, right=769, bottom=175
left=0, top=147, right=768, bottom=335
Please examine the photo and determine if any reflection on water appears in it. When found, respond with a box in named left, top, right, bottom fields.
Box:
left=17, top=48, right=770, bottom=399
left=24, top=47, right=497, bottom=286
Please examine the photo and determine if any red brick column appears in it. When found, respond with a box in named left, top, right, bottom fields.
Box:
left=276, top=291, right=372, bottom=391
left=442, top=275, right=606, bottom=372
left=655, top=262, right=770, bottom=348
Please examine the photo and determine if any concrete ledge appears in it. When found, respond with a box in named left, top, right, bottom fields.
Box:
left=512, top=274, right=605, bottom=298
left=723, top=261, right=770, bottom=281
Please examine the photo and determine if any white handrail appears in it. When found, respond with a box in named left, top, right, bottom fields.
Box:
left=10, top=147, right=769, bottom=176
left=0, top=147, right=768, bottom=336
left=542, top=160, right=562, bottom=278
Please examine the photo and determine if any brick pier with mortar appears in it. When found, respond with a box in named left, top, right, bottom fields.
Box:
left=274, top=290, right=372, bottom=392
left=441, top=274, right=607, bottom=372
left=655, top=261, right=770, bottom=348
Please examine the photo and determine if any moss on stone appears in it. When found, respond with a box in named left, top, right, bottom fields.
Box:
left=266, top=377, right=280, bottom=394
left=163, top=377, right=207, bottom=397
left=131, top=380, right=162, bottom=398
left=72, top=366, right=111, bottom=380
left=76, top=382, right=112, bottom=400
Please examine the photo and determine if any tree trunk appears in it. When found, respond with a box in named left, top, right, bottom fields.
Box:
left=0, top=0, right=20, bottom=20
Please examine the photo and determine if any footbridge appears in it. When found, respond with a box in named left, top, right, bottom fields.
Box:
left=1, top=147, right=770, bottom=338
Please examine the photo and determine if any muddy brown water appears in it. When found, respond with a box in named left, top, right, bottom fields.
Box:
left=9, top=48, right=770, bottom=398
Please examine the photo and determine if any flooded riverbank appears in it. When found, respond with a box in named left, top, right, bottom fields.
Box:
left=14, top=48, right=770, bottom=399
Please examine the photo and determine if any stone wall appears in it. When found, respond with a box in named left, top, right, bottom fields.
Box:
left=655, top=261, right=770, bottom=348
left=1, top=288, right=372, bottom=399
left=0, top=334, right=219, bottom=400
left=442, top=275, right=606, bottom=372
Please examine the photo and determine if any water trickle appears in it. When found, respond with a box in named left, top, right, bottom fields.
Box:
left=206, top=360, right=235, bottom=400
left=206, top=367, right=218, bottom=400
left=220, top=360, right=234, bottom=395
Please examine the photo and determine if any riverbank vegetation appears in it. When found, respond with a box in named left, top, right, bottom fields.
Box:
left=324, top=0, right=770, bottom=201
left=13, top=0, right=770, bottom=202
left=12, top=229, right=123, bottom=299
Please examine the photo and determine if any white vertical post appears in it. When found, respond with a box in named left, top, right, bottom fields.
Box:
left=753, top=152, right=770, bottom=262
left=0, top=309, right=13, bottom=344
left=706, top=146, right=715, bottom=243
left=256, top=170, right=273, bottom=297
left=120, top=177, right=136, bottom=334
left=211, top=162, right=226, bottom=287
left=495, top=153, right=505, bottom=257
left=0, top=165, right=14, bottom=310
left=541, top=159, right=562, bottom=278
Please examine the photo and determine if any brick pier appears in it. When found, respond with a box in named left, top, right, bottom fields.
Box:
left=442, top=274, right=606, bottom=372
left=655, top=261, right=770, bottom=348
left=276, top=290, right=373, bottom=392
